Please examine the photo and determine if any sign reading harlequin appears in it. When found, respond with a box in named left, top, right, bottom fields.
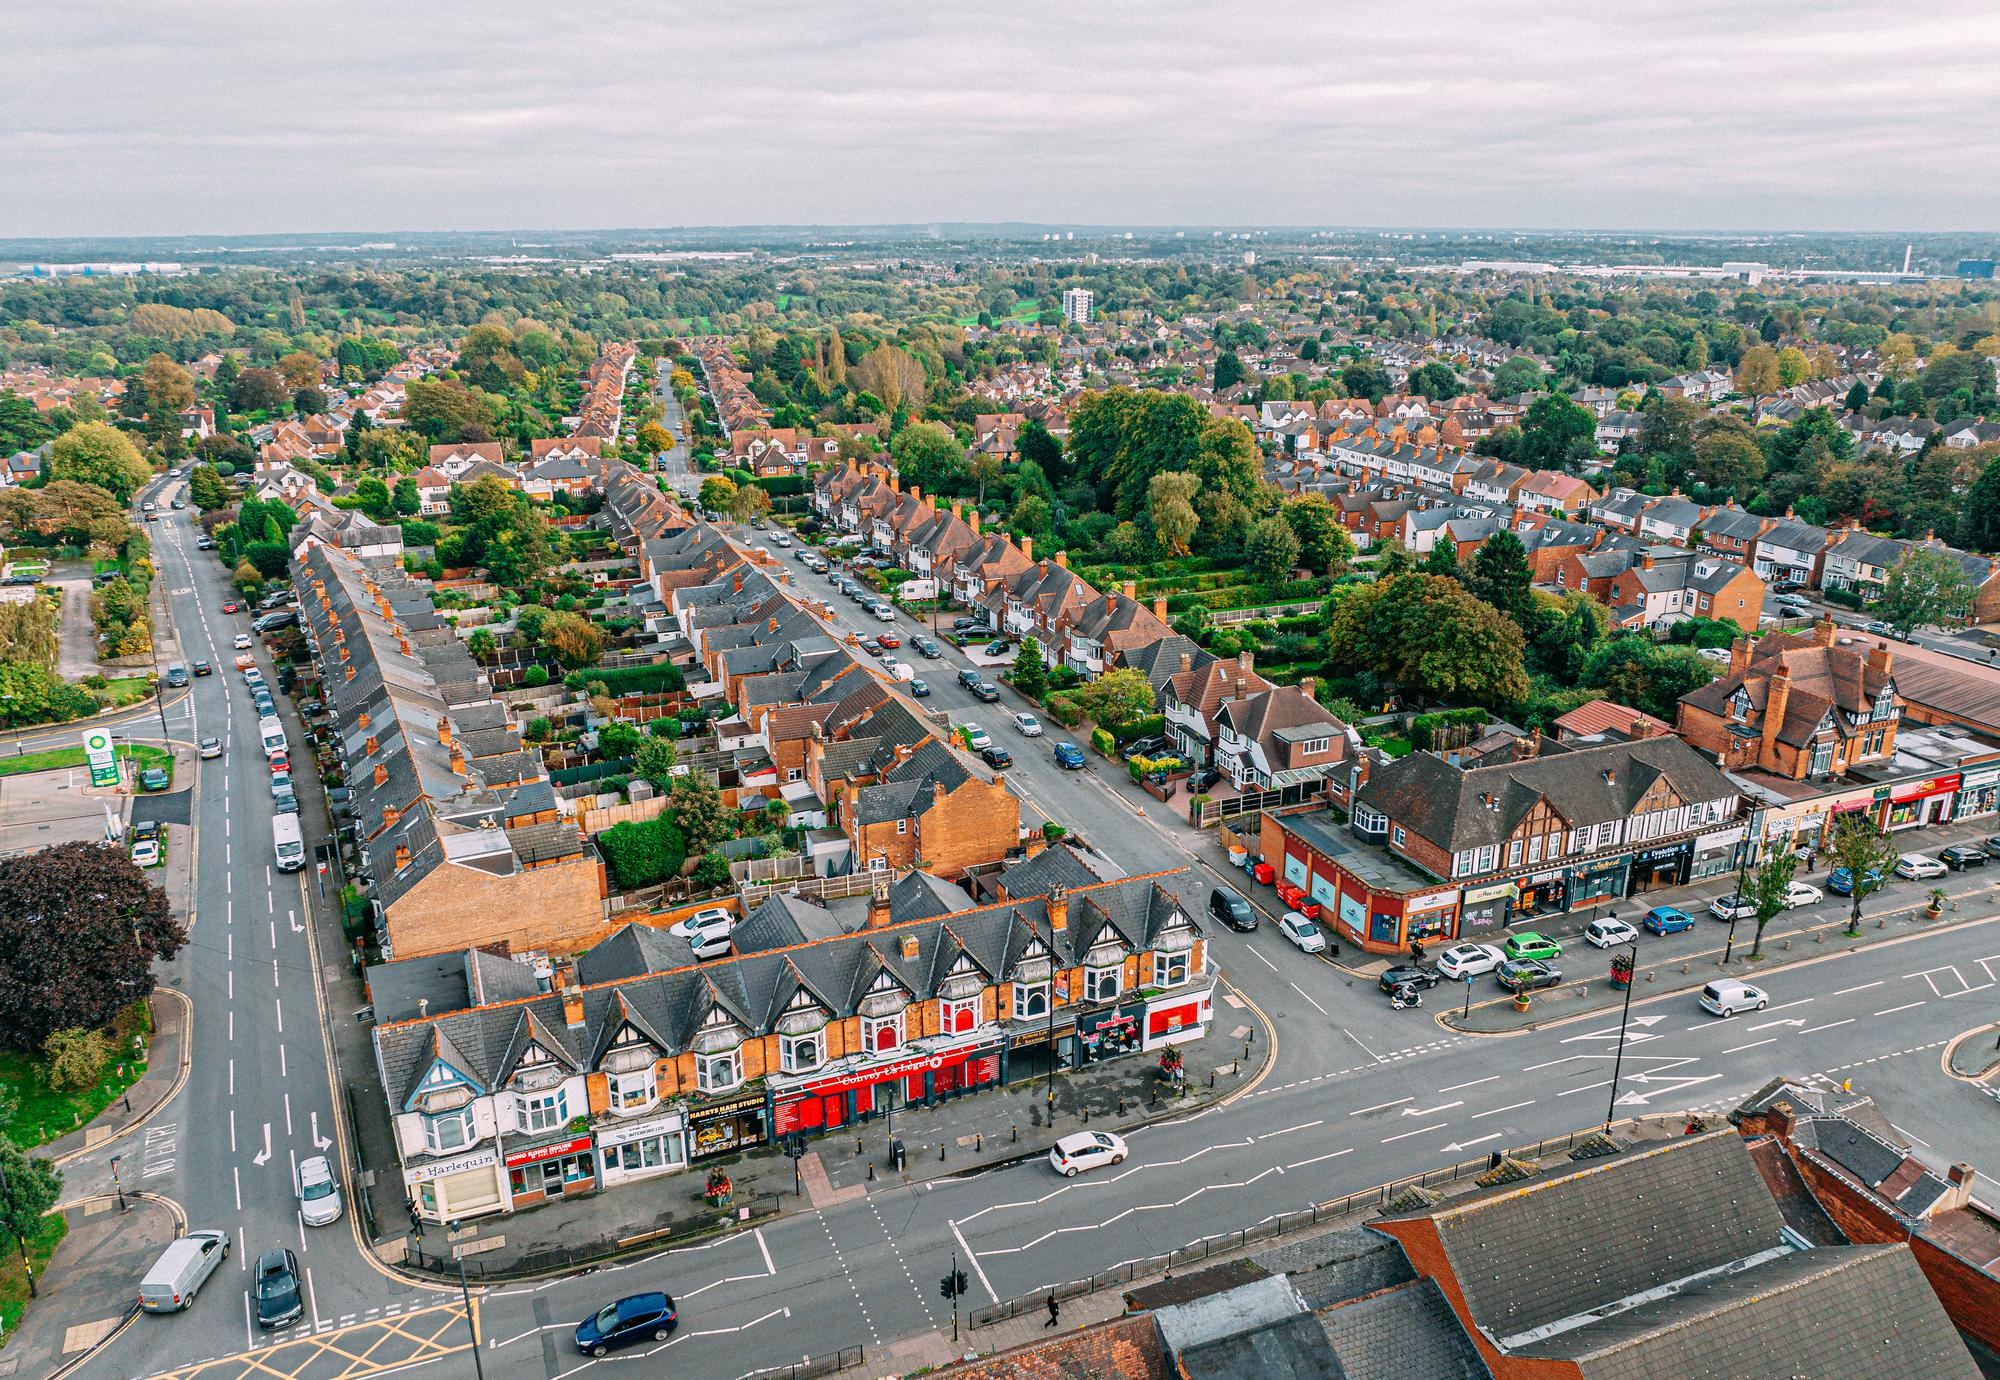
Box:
left=82, top=729, right=118, bottom=788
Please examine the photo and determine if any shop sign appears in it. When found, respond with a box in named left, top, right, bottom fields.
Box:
left=1892, top=775, right=1959, bottom=803
left=82, top=729, right=119, bottom=788
left=803, top=1043, right=997, bottom=1097
left=689, top=1092, right=765, bottom=1122
left=1406, top=890, right=1457, bottom=913
left=504, top=1134, right=592, bottom=1169
left=1461, top=880, right=1518, bottom=905
left=1636, top=843, right=1688, bottom=864
left=1524, top=868, right=1564, bottom=885
left=1959, top=767, right=2000, bottom=790
left=1696, top=826, right=1746, bottom=848
left=597, top=1113, right=685, bottom=1149
left=405, top=1147, right=498, bottom=1183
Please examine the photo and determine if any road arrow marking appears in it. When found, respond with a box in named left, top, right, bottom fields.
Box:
left=1442, top=1133, right=1505, bottom=1153
left=290, top=908, right=304, bottom=934
left=1613, top=1073, right=1723, bottom=1106
left=252, top=1123, right=272, bottom=1166
left=1747, top=1017, right=1808, bottom=1032
left=1561, top=1015, right=1667, bottom=1044
left=1400, top=1101, right=1465, bottom=1117
left=311, top=1113, right=332, bottom=1152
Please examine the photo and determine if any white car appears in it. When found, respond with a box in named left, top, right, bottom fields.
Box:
left=233, top=632, right=254, bottom=650
left=1048, top=1131, right=1128, bottom=1177
left=1699, top=980, right=1769, bottom=1018
left=1434, top=943, right=1504, bottom=980
left=1584, top=917, right=1640, bottom=949
left=1697, top=647, right=1731, bottom=663
left=773, top=533, right=792, bottom=548
left=1277, top=912, right=1326, bottom=953
left=1783, top=881, right=1824, bottom=908
left=689, top=928, right=732, bottom=961
left=871, top=603, right=896, bottom=622
left=1012, top=712, right=1044, bottom=737
left=1895, top=854, right=1947, bottom=880
left=296, top=1155, right=343, bottom=1226
left=130, top=838, right=160, bottom=868
left=962, top=724, right=992, bottom=751
left=670, top=907, right=734, bottom=941
left=1710, top=893, right=1756, bottom=921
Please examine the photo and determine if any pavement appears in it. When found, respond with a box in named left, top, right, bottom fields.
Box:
left=43, top=988, right=191, bottom=1172
left=0, top=1195, right=179, bottom=1380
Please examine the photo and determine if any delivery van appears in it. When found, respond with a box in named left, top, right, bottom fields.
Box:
left=138, top=1230, right=230, bottom=1313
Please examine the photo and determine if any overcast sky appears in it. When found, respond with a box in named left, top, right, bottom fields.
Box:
left=8, top=0, right=1997, bottom=239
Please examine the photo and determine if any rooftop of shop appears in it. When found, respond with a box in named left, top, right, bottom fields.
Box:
left=1265, top=809, right=1452, bottom=897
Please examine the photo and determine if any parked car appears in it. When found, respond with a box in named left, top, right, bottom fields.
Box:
left=1047, top=1131, right=1127, bottom=1177
left=140, top=767, right=171, bottom=791
left=1585, top=917, right=1641, bottom=947
left=1208, top=886, right=1258, bottom=932
left=1124, top=734, right=1169, bottom=760
left=981, top=745, right=1013, bottom=769
left=957, top=667, right=983, bottom=690
left=199, top=736, right=223, bottom=759
left=268, top=751, right=289, bottom=774
left=952, top=616, right=988, bottom=634
left=908, top=678, right=931, bottom=697
left=131, top=838, right=160, bottom=868
left=1699, top=980, right=1769, bottom=1017
left=1783, top=881, right=1824, bottom=908
left=1502, top=931, right=1562, bottom=962
left=254, top=1248, right=304, bottom=1329
left=269, top=770, right=292, bottom=797
left=1377, top=964, right=1440, bottom=994
left=1862, top=620, right=1894, bottom=636
left=1273, top=881, right=1319, bottom=920
left=221, top=600, right=241, bottom=614
left=982, top=639, right=1011, bottom=657
left=688, top=928, right=732, bottom=961
left=670, top=907, right=734, bottom=941
left=872, top=631, right=899, bottom=648
left=1774, top=593, right=1812, bottom=610
left=1012, top=711, right=1043, bottom=737
left=1696, top=646, right=1732, bottom=663
left=971, top=681, right=1000, bottom=702
left=163, top=663, right=189, bottom=688
left=1894, top=854, right=1947, bottom=880
left=913, top=636, right=942, bottom=658
left=272, top=789, right=299, bottom=815
left=1640, top=906, right=1696, bottom=936
left=960, top=724, right=992, bottom=751
left=1827, top=865, right=1883, bottom=897
left=859, top=638, right=883, bottom=657
left=1495, top=958, right=1563, bottom=992
left=1710, top=893, right=1757, bottom=921
left=192, top=659, right=213, bottom=676
left=1052, top=741, right=1086, bottom=770
left=295, top=1156, right=343, bottom=1226
left=575, top=1292, right=678, bottom=1357
left=131, top=819, right=160, bottom=844
left=870, top=603, right=896, bottom=623
left=1435, top=943, right=1504, bottom=980
left=1939, top=845, right=1988, bottom=871
left=1277, top=912, right=1326, bottom=953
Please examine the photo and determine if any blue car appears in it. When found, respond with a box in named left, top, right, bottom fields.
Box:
left=576, top=1292, right=676, bottom=1356
left=1827, top=866, right=1883, bottom=897
left=1641, top=905, right=1695, bottom=935
left=1052, top=741, right=1086, bottom=770
left=908, top=678, right=931, bottom=697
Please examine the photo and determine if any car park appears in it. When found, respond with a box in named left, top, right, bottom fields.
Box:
left=199, top=736, right=223, bottom=759
left=140, top=767, right=170, bottom=791
left=1377, top=964, right=1440, bottom=994
left=1585, top=917, right=1641, bottom=947
left=1012, top=711, right=1043, bottom=736
left=1940, top=845, right=1988, bottom=870
left=1273, top=881, right=1319, bottom=920
left=1495, top=958, right=1563, bottom=992
left=908, top=678, right=931, bottom=697
left=575, top=1292, right=678, bottom=1357
left=981, top=745, right=1013, bottom=769
left=1047, top=1131, right=1127, bottom=1177
left=971, top=681, right=1000, bottom=702
left=1277, top=912, right=1327, bottom=953
left=1828, top=866, right=1883, bottom=896
left=1501, top=931, right=1562, bottom=962
left=1434, top=943, right=1504, bottom=980
left=131, top=837, right=160, bottom=867
left=1640, top=906, right=1696, bottom=935
left=254, top=1248, right=304, bottom=1329
left=1894, top=854, right=1946, bottom=880
left=1052, top=741, right=1086, bottom=769
left=1208, top=886, right=1258, bottom=931
left=1709, top=893, right=1757, bottom=921
left=296, top=1155, right=343, bottom=1226
left=1783, top=881, right=1824, bottom=908
left=138, top=1231, right=230, bottom=1313
left=1699, top=980, right=1769, bottom=1017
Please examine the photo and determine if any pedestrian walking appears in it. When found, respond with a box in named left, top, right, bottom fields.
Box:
left=1045, top=1293, right=1061, bottom=1328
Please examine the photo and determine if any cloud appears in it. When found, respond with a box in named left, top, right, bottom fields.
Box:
left=4, top=0, right=1996, bottom=236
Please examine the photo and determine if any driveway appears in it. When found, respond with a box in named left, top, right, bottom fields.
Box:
left=52, top=560, right=107, bottom=680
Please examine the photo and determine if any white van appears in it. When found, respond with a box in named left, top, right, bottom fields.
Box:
left=138, top=1230, right=230, bottom=1312
left=272, top=813, right=306, bottom=872
left=259, top=714, right=287, bottom=759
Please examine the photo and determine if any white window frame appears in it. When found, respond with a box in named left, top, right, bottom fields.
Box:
left=940, top=997, right=982, bottom=1035
left=518, top=1089, right=568, bottom=1135
left=423, top=1107, right=475, bottom=1154
left=780, top=1032, right=824, bottom=1074
left=861, top=1013, right=904, bottom=1054
left=1084, top=964, right=1122, bottom=1003
left=608, top=1070, right=657, bottom=1114
left=1012, top=981, right=1049, bottom=1021
left=696, top=1050, right=742, bottom=1093
left=1153, top=951, right=1190, bottom=987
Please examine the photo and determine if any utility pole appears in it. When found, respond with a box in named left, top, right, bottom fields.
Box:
left=446, top=1221, right=487, bottom=1380
left=1604, top=940, right=1639, bottom=1135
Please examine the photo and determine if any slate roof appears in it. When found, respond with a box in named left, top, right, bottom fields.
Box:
left=999, top=843, right=1111, bottom=900
left=1316, top=1279, right=1489, bottom=1380
left=1178, top=1315, right=1346, bottom=1380
left=1119, top=635, right=1213, bottom=693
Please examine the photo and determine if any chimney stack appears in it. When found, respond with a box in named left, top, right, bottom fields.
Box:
left=968, top=511, right=981, bottom=535
left=1520, top=726, right=1540, bottom=759
left=373, top=763, right=389, bottom=787
left=564, top=993, right=585, bottom=1029
left=1641, top=553, right=1654, bottom=570
left=1763, top=662, right=1792, bottom=763
left=1729, top=636, right=1753, bottom=676
left=900, top=933, right=920, bottom=961
left=1122, top=579, right=1138, bottom=601
left=867, top=881, right=893, bottom=930
left=1179, top=651, right=1192, bottom=675
left=1946, top=1162, right=1976, bottom=1210
left=1153, top=596, right=1170, bottom=621
left=394, top=843, right=411, bottom=870
left=1237, top=651, right=1255, bottom=673
left=909, top=485, right=920, bottom=503
left=436, top=717, right=450, bottom=746
left=888, top=472, right=899, bottom=493
left=951, top=500, right=963, bottom=521
left=1020, top=536, right=1032, bottom=562
left=1815, top=616, right=1838, bottom=649
left=1046, top=886, right=1069, bottom=933
left=1055, top=550, right=1068, bottom=569
left=1866, top=640, right=1894, bottom=678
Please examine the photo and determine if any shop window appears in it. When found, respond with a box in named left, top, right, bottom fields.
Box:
left=696, top=1051, right=742, bottom=1093
left=941, top=997, right=981, bottom=1035
left=518, top=1090, right=568, bottom=1134
left=780, top=1033, right=824, bottom=1073
left=423, top=1108, right=474, bottom=1154
left=1085, top=965, right=1122, bottom=1003
left=862, top=1014, right=903, bottom=1053
left=1012, top=981, right=1048, bottom=1020
left=609, top=1071, right=657, bottom=1114
left=1153, top=952, right=1189, bottom=987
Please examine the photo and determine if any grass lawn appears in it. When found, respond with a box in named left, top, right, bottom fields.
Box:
left=0, top=742, right=172, bottom=782
left=0, top=1211, right=69, bottom=1339
left=0, top=1002, right=152, bottom=1149
left=93, top=675, right=155, bottom=708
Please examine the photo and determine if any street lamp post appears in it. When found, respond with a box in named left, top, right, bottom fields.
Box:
left=1604, top=939, right=1639, bottom=1134
left=111, top=1154, right=127, bottom=1212
left=445, top=1220, right=487, bottom=1380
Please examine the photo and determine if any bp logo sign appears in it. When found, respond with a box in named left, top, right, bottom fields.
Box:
left=82, top=729, right=119, bottom=787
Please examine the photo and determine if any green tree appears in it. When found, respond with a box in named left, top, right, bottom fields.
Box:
left=1329, top=574, right=1530, bottom=706
left=1012, top=637, right=1048, bottom=702
left=1421, top=541, right=1463, bottom=580
left=1735, top=345, right=1781, bottom=404
left=1015, top=418, right=1066, bottom=487
left=1339, top=360, right=1392, bottom=402
left=1878, top=547, right=1976, bottom=636
left=1407, top=361, right=1460, bottom=398
left=1744, top=848, right=1798, bottom=958
left=1823, top=813, right=1900, bottom=938
left=1281, top=494, right=1354, bottom=574
left=352, top=476, right=394, bottom=520
left=1246, top=515, right=1301, bottom=582
left=188, top=464, right=232, bottom=511
left=0, top=1137, right=62, bottom=1258
left=1957, top=452, right=2000, bottom=551
left=664, top=773, right=731, bottom=856
left=598, top=816, right=687, bottom=890
left=1530, top=593, right=1610, bottom=681
left=1213, top=350, right=1246, bottom=391
left=466, top=628, right=495, bottom=662
left=1844, top=380, right=1870, bottom=412
left=634, top=736, right=679, bottom=789
left=41, top=1027, right=110, bottom=1092
left=1470, top=529, right=1533, bottom=624
left=1146, top=470, right=1200, bottom=556
left=1580, top=637, right=1716, bottom=720
left=1690, top=428, right=1766, bottom=494
left=405, top=377, right=497, bottom=442
left=890, top=421, right=970, bottom=498
left=692, top=850, right=733, bottom=890
left=727, top=484, right=773, bottom=524
left=1072, top=667, right=1158, bottom=731
left=1491, top=357, right=1546, bottom=395
left=596, top=722, right=642, bottom=760
left=1512, top=394, right=1598, bottom=470
left=392, top=477, right=421, bottom=516
left=48, top=422, right=152, bottom=503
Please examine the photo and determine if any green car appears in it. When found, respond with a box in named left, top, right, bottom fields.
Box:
left=139, top=767, right=170, bottom=791
left=1502, top=930, right=1562, bottom=962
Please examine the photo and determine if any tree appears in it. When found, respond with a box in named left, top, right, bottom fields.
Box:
left=405, top=377, right=497, bottom=443
left=140, top=353, right=195, bottom=416
left=293, top=386, right=326, bottom=418
left=276, top=351, right=322, bottom=390
left=1012, top=637, right=1048, bottom=702
left=698, top=475, right=737, bottom=513
left=1146, top=471, right=1199, bottom=556
left=1744, top=848, right=1798, bottom=958
left=597, top=816, right=687, bottom=891
left=1735, top=345, right=1781, bottom=404
left=692, top=850, right=734, bottom=890
left=726, top=483, right=772, bottom=524
left=1958, top=453, right=2000, bottom=552
left=1212, top=351, right=1246, bottom=391
left=1421, top=540, right=1463, bottom=580
left=1878, top=333, right=1918, bottom=383
left=638, top=421, right=673, bottom=453
left=352, top=476, right=394, bottom=520
left=1775, top=346, right=1812, bottom=387
left=664, top=773, right=731, bottom=856
left=1513, top=394, right=1599, bottom=470
left=1491, top=357, right=1546, bottom=396
left=1470, top=529, right=1534, bottom=625
left=890, top=421, right=969, bottom=498
left=0, top=842, right=185, bottom=1050
left=1824, top=813, right=1900, bottom=938
left=1015, top=418, right=1066, bottom=487
left=0, top=1138, right=61, bottom=1259
left=42, top=1027, right=110, bottom=1092
left=1580, top=637, right=1716, bottom=721
left=1690, top=429, right=1766, bottom=494
left=230, top=367, right=288, bottom=414
left=1408, top=361, right=1460, bottom=399
left=466, top=628, right=495, bottom=662
left=538, top=610, right=604, bottom=669
left=596, top=722, right=642, bottom=760
left=1329, top=574, right=1529, bottom=706
left=1246, top=514, right=1302, bottom=583
left=188, top=464, right=232, bottom=511
left=1844, top=380, right=1871, bottom=412
left=1281, top=494, right=1354, bottom=574
left=850, top=344, right=928, bottom=414
left=1072, top=667, right=1159, bottom=731
left=392, top=477, right=421, bottom=516
left=634, top=736, right=679, bottom=789
left=1878, top=547, right=1976, bottom=636
left=48, top=423, right=151, bottom=503
left=1530, top=593, right=1610, bottom=681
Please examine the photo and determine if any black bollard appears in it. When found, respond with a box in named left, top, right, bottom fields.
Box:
left=1011, top=1123, right=1018, bottom=1144
left=940, top=1143, right=947, bottom=1161
left=855, top=1138, right=863, bottom=1156
left=1081, top=1104, right=1089, bottom=1123
left=976, top=1133, right=983, bottom=1153
left=1209, top=1070, right=1216, bottom=1088
left=1117, top=1096, right=1126, bottom=1116
left=868, top=1163, right=876, bottom=1181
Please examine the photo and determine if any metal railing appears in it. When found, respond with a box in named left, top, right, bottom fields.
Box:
left=403, top=1192, right=783, bottom=1282
left=743, top=1347, right=867, bottom=1379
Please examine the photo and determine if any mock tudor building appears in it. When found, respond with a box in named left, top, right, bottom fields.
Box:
left=1677, top=619, right=1900, bottom=783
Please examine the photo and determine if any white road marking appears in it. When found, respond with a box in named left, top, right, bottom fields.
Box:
left=1724, top=1038, right=1778, bottom=1054
left=1800, top=1018, right=1855, bottom=1035
left=1472, top=1099, right=1536, bottom=1119
left=1256, top=1120, right=1323, bottom=1141
left=1874, top=1001, right=1926, bottom=1016
left=1832, top=981, right=1885, bottom=996
left=1348, top=1097, right=1414, bottom=1116
left=1288, top=981, right=1328, bottom=1015
left=1437, top=1076, right=1500, bottom=1094
left=1381, top=1122, right=1448, bottom=1143
left=1284, top=1148, right=1353, bottom=1170
left=1246, top=946, right=1278, bottom=972
left=275, top=998, right=283, bottom=1033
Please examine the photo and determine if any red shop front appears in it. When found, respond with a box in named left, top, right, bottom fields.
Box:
left=774, top=1041, right=1001, bottom=1138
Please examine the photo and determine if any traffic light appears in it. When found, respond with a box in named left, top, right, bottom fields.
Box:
left=939, top=1268, right=969, bottom=1302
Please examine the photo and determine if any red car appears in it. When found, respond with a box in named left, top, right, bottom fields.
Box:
left=268, top=752, right=290, bottom=774
left=876, top=632, right=901, bottom=648
left=222, top=600, right=241, bottom=614
left=1275, top=881, right=1320, bottom=920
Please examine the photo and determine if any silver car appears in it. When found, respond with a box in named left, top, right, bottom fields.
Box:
left=296, top=1155, right=343, bottom=1226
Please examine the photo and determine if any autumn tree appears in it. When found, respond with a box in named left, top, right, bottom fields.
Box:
left=727, top=483, right=773, bottom=524
left=140, top=353, right=195, bottom=416
left=230, top=367, right=289, bottom=414
left=277, top=351, right=322, bottom=390
left=1690, top=428, right=1767, bottom=495
left=851, top=344, right=928, bottom=414
left=48, top=422, right=151, bottom=503
left=1734, top=345, right=1781, bottom=404
left=698, top=475, right=737, bottom=513
left=537, top=611, right=604, bottom=669
left=1146, top=471, right=1200, bottom=556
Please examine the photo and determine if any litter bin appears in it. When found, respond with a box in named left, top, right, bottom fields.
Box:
left=890, top=1139, right=906, bottom=1171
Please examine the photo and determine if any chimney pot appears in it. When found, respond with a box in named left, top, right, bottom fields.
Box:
left=1054, top=550, right=1067, bottom=568
left=1179, top=651, right=1192, bottom=674
left=1237, top=651, right=1254, bottom=672
left=1122, top=579, right=1138, bottom=601
left=1047, top=886, right=1069, bottom=933
left=867, top=882, right=893, bottom=929
left=373, top=763, right=388, bottom=787
left=1153, top=596, right=1169, bottom=621
left=1020, top=536, right=1032, bottom=562
left=951, top=500, right=963, bottom=520
left=394, top=843, right=411, bottom=870
left=1300, top=677, right=1315, bottom=699
left=909, top=485, right=920, bottom=503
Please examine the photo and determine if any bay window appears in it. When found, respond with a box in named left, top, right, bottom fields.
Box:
left=780, top=1032, right=824, bottom=1074
left=1152, top=951, right=1189, bottom=987
left=518, top=1090, right=567, bottom=1134
left=1085, top=964, right=1122, bottom=1003
left=861, top=1014, right=904, bottom=1053
left=422, top=1107, right=475, bottom=1154
left=696, top=1050, right=742, bottom=1093
left=608, top=1070, right=657, bottom=1114
left=1011, top=981, right=1049, bottom=1020
left=940, top=997, right=981, bottom=1035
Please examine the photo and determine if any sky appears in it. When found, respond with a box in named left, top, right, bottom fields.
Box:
left=8, top=0, right=1999, bottom=239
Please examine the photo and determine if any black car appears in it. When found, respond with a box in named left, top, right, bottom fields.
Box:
left=971, top=681, right=1001, bottom=702
left=953, top=617, right=989, bottom=634
left=575, top=1292, right=677, bottom=1357
left=859, top=638, right=883, bottom=656
left=1940, top=845, right=1988, bottom=870
left=1377, top=964, right=1441, bottom=994
left=957, top=667, right=984, bottom=690
left=1208, top=886, right=1258, bottom=932
left=912, top=636, right=942, bottom=658
left=192, top=659, right=213, bottom=676
left=255, top=1247, right=303, bottom=1329
left=982, top=639, right=1011, bottom=656
left=1125, top=735, right=1169, bottom=760
left=981, top=745, right=1013, bottom=769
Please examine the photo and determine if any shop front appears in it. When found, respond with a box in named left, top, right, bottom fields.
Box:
left=597, top=1110, right=688, bottom=1187
left=1403, top=890, right=1458, bottom=946
left=1958, top=767, right=2000, bottom=821
left=1077, top=1005, right=1144, bottom=1063
left=1887, top=775, right=1958, bottom=831
left=1567, top=855, right=1629, bottom=909
left=506, top=1134, right=598, bottom=1208
left=1513, top=868, right=1567, bottom=920
left=775, top=1038, right=1002, bottom=1135
left=1367, top=899, right=1405, bottom=947
left=1626, top=842, right=1692, bottom=895
left=408, top=1146, right=506, bottom=1223
left=1335, top=891, right=1368, bottom=946
left=1142, top=985, right=1214, bottom=1050
left=1690, top=826, right=1746, bottom=881
left=688, top=1092, right=770, bottom=1161
left=1458, top=880, right=1517, bottom=934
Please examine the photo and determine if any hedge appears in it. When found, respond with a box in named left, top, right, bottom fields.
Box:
left=751, top=474, right=806, bottom=497
left=599, top=816, right=687, bottom=890
left=550, top=756, right=635, bottom=786
left=1411, top=707, right=1487, bottom=750
left=588, top=661, right=688, bottom=695
left=1110, top=714, right=1165, bottom=746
